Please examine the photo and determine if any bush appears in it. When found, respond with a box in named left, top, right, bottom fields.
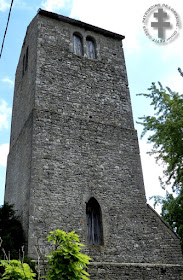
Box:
left=0, top=260, right=36, bottom=280
left=0, top=203, right=91, bottom=279
left=0, top=203, right=25, bottom=260
left=45, top=230, right=91, bottom=280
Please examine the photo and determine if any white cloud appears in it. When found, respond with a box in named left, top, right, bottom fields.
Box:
left=161, top=72, right=183, bottom=94
left=70, top=0, right=144, bottom=54
left=139, top=139, right=175, bottom=213
left=1, top=77, right=14, bottom=87
left=41, top=0, right=71, bottom=12
left=0, top=100, right=11, bottom=130
left=139, top=139, right=166, bottom=212
left=0, top=0, right=32, bottom=12
left=0, top=143, right=9, bottom=167
left=14, top=0, right=32, bottom=10
left=0, top=0, right=10, bottom=12
left=70, top=0, right=183, bottom=57
left=161, top=35, right=183, bottom=61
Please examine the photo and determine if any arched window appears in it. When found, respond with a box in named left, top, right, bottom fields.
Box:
left=86, top=37, right=96, bottom=59
left=73, top=34, right=83, bottom=56
left=86, top=197, right=103, bottom=245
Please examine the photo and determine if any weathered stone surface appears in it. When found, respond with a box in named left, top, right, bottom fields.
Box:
left=5, top=9, right=183, bottom=279
left=89, top=263, right=183, bottom=279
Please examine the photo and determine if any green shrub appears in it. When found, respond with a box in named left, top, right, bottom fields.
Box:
left=0, top=260, right=36, bottom=280
left=45, top=230, right=91, bottom=280
left=0, top=202, right=91, bottom=280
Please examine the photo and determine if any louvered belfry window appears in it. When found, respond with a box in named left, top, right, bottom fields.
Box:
left=86, top=37, right=96, bottom=59
left=86, top=197, right=103, bottom=245
left=73, top=34, right=83, bottom=55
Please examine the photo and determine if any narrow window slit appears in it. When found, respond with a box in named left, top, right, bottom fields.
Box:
left=22, top=55, right=25, bottom=77
left=22, top=46, right=29, bottom=77
left=25, top=47, right=28, bottom=71
left=73, top=34, right=83, bottom=56
left=86, top=37, right=96, bottom=59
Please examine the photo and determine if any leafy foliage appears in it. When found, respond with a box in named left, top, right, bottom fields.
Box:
left=137, top=81, right=183, bottom=192
left=0, top=203, right=25, bottom=260
left=161, top=190, right=183, bottom=251
left=0, top=202, right=91, bottom=278
left=45, top=229, right=91, bottom=280
left=138, top=70, right=183, bottom=252
left=0, top=260, right=36, bottom=280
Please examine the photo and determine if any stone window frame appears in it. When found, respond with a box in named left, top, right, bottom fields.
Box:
left=73, top=32, right=83, bottom=56
left=72, top=32, right=98, bottom=60
left=86, top=197, right=104, bottom=246
left=86, top=36, right=97, bottom=59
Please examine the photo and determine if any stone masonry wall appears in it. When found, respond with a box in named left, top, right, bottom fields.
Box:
left=89, top=263, right=183, bottom=280
left=5, top=115, right=33, bottom=239
left=9, top=17, right=38, bottom=148
left=5, top=17, right=39, bottom=240
left=26, top=12, right=183, bottom=265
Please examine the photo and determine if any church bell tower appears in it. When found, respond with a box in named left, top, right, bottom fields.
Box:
left=5, top=9, right=183, bottom=279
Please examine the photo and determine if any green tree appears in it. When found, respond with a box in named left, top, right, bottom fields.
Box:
left=138, top=79, right=183, bottom=191
left=0, top=203, right=25, bottom=260
left=138, top=69, right=183, bottom=251
left=161, top=190, right=183, bottom=251
left=45, top=229, right=91, bottom=280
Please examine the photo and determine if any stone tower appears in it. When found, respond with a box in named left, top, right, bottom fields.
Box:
left=5, top=9, right=183, bottom=279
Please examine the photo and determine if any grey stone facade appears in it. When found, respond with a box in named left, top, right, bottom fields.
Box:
left=5, top=9, right=183, bottom=279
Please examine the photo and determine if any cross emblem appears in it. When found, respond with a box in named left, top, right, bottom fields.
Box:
left=151, top=8, right=171, bottom=39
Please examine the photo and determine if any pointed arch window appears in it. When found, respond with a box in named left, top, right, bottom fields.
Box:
left=73, top=34, right=83, bottom=56
left=86, top=37, right=96, bottom=59
left=86, top=197, right=103, bottom=245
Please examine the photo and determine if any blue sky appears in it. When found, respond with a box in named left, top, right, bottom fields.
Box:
left=0, top=0, right=183, bottom=210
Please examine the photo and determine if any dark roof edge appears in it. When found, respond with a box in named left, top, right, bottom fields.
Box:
left=37, top=9, right=125, bottom=40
